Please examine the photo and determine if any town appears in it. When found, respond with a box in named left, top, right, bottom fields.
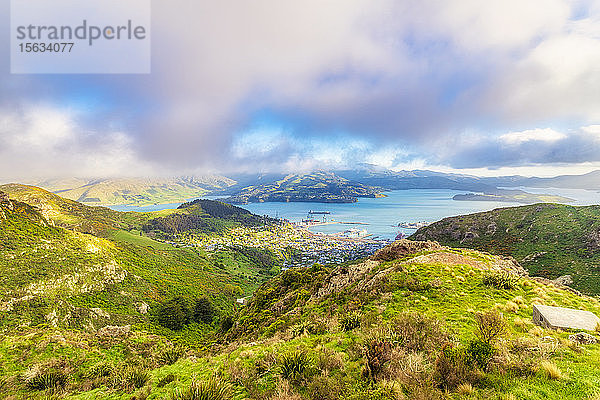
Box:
left=168, top=221, right=390, bottom=269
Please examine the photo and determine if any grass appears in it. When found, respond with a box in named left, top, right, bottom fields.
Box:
left=413, top=203, right=600, bottom=294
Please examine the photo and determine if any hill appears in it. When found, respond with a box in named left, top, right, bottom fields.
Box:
left=412, top=203, right=600, bottom=294
left=482, top=170, right=600, bottom=190
left=2, top=237, right=600, bottom=399
left=0, top=187, right=281, bottom=335
left=30, top=175, right=235, bottom=206
left=223, top=171, right=384, bottom=204
left=452, top=189, right=573, bottom=204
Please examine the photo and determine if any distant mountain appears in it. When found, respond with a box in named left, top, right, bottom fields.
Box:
left=29, top=175, right=235, bottom=206
left=482, top=170, right=600, bottom=190
left=335, top=165, right=495, bottom=192
left=412, top=203, right=600, bottom=294
left=222, top=171, right=384, bottom=204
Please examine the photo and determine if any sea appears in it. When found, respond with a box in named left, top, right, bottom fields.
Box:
left=107, top=187, right=600, bottom=241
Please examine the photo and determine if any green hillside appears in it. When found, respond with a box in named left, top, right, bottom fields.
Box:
left=2, top=236, right=600, bottom=399
left=223, top=171, right=384, bottom=204
left=412, top=203, right=600, bottom=295
left=2, top=190, right=600, bottom=399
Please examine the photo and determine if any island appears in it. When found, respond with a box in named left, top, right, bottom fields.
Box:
left=452, top=189, right=574, bottom=204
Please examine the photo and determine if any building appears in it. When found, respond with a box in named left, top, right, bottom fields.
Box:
left=533, top=304, right=600, bottom=331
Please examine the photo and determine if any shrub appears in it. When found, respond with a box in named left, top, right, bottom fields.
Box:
left=434, top=344, right=476, bottom=390
left=339, top=312, right=361, bottom=332
left=158, top=298, right=191, bottom=330
left=539, top=360, right=562, bottom=380
left=26, top=370, right=68, bottom=390
left=279, top=351, right=313, bottom=382
left=194, top=297, right=215, bottom=324
left=457, top=382, right=475, bottom=395
left=290, top=321, right=311, bottom=338
left=362, top=335, right=392, bottom=382
left=482, top=272, right=518, bottom=290
left=126, top=368, right=150, bottom=389
left=87, top=362, right=113, bottom=378
left=466, top=340, right=495, bottom=370
left=171, top=377, right=232, bottom=400
left=160, top=347, right=186, bottom=366
left=157, top=373, right=177, bottom=388
left=220, top=315, right=234, bottom=332
left=474, top=310, right=507, bottom=345
left=391, top=312, right=446, bottom=352
left=503, top=301, right=519, bottom=313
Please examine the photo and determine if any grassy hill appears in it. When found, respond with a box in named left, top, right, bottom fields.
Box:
left=412, top=203, right=600, bottom=295
left=223, top=171, right=384, bottom=204
left=29, top=176, right=235, bottom=206
left=2, top=237, right=600, bottom=399
left=0, top=187, right=280, bottom=336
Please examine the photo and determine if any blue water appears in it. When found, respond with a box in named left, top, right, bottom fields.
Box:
left=240, top=189, right=522, bottom=240
left=106, top=188, right=600, bottom=241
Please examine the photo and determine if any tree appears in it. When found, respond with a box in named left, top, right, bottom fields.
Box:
left=194, top=297, right=215, bottom=324
left=157, top=299, right=187, bottom=330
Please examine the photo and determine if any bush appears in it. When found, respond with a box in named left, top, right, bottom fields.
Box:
left=220, top=315, right=234, bottom=332
left=126, top=368, right=150, bottom=389
left=434, top=344, right=476, bottom=390
left=362, top=335, right=392, bottom=382
left=279, top=351, right=313, bottom=382
left=26, top=370, right=68, bottom=390
left=171, top=377, right=232, bottom=400
left=391, top=312, right=446, bottom=352
left=339, top=312, right=361, bottom=332
left=539, top=360, right=562, bottom=380
left=158, top=297, right=191, bottom=330
left=474, top=310, right=507, bottom=345
left=482, top=272, right=518, bottom=290
left=87, top=362, right=113, bottom=378
left=160, top=347, right=186, bottom=365
left=194, top=297, right=215, bottom=324
left=157, top=373, right=177, bottom=388
left=466, top=340, right=495, bottom=370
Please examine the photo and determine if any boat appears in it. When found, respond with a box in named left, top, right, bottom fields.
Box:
left=308, top=210, right=331, bottom=215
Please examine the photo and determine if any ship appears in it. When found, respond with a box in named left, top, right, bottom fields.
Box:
left=308, top=210, right=331, bottom=215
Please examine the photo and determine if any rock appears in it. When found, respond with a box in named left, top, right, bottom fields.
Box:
left=461, top=231, right=479, bottom=243
left=553, top=275, right=573, bottom=287
left=568, top=332, right=598, bottom=345
left=97, top=325, right=131, bottom=337
left=372, top=239, right=443, bottom=261
left=136, top=301, right=149, bottom=314
left=90, top=307, right=110, bottom=319
left=486, top=222, right=497, bottom=235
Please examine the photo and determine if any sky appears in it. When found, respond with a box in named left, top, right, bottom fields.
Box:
left=1, top=0, right=600, bottom=180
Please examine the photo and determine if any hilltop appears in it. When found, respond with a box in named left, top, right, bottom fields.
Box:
left=223, top=171, right=384, bottom=204
left=412, top=203, right=600, bottom=295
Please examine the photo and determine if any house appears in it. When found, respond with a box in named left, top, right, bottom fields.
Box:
left=533, top=304, right=600, bottom=331
left=236, top=297, right=247, bottom=305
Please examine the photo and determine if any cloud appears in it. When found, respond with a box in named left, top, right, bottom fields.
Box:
left=499, top=128, right=567, bottom=144
left=435, top=126, right=600, bottom=169
left=0, top=105, right=154, bottom=181
left=1, top=0, right=599, bottom=177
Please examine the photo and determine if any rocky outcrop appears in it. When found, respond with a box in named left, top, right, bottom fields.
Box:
left=372, top=239, right=443, bottom=261
left=569, top=332, right=597, bottom=345
left=315, top=260, right=379, bottom=298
